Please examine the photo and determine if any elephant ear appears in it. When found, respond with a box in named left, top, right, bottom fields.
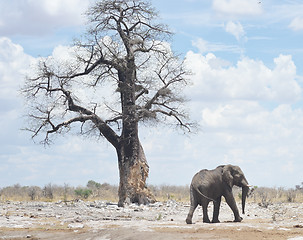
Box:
left=222, top=165, right=233, bottom=189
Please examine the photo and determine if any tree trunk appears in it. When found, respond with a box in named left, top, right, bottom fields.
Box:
left=115, top=65, right=156, bottom=206
left=117, top=141, right=156, bottom=207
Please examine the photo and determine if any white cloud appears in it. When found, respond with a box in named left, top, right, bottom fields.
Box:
left=0, top=37, right=35, bottom=148
left=41, top=0, right=87, bottom=17
left=197, top=101, right=303, bottom=186
left=144, top=98, right=303, bottom=187
left=192, top=38, right=243, bottom=54
left=192, top=38, right=208, bottom=53
left=0, top=37, right=35, bottom=101
left=185, top=51, right=301, bottom=103
left=0, top=0, right=90, bottom=36
left=201, top=102, right=303, bottom=135
left=289, top=17, right=303, bottom=31
left=212, top=0, right=263, bottom=17
left=180, top=49, right=303, bottom=187
left=225, top=21, right=245, bottom=41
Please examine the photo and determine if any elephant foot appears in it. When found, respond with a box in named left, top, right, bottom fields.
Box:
left=186, top=218, right=192, bottom=224
left=212, top=219, right=220, bottom=223
left=203, top=218, right=211, bottom=223
left=234, top=216, right=243, bottom=222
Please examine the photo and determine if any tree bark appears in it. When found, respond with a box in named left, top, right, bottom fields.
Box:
left=117, top=141, right=155, bottom=207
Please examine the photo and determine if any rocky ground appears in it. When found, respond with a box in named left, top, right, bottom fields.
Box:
left=1, top=200, right=303, bottom=240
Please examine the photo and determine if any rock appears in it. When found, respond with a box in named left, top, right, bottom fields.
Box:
left=74, top=217, right=83, bottom=222
left=68, top=223, right=84, bottom=229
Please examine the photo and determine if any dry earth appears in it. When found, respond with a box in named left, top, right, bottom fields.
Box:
left=1, top=200, right=303, bottom=240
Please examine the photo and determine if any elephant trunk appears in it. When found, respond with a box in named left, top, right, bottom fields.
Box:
left=241, top=179, right=249, bottom=214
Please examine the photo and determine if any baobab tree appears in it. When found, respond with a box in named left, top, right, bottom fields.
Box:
left=23, top=0, right=194, bottom=206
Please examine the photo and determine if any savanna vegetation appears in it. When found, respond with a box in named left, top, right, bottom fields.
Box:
left=1, top=181, right=303, bottom=206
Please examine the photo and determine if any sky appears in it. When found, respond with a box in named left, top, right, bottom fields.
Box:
left=1, top=0, right=303, bottom=189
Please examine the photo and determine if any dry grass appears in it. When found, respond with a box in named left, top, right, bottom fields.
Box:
left=148, top=184, right=190, bottom=202
left=0, top=182, right=118, bottom=202
left=234, top=186, right=303, bottom=206
left=1, top=182, right=303, bottom=205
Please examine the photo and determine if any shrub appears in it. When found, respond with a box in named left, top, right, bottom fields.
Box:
left=75, top=188, right=92, bottom=199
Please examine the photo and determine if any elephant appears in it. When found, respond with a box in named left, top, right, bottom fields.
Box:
left=186, top=164, right=250, bottom=224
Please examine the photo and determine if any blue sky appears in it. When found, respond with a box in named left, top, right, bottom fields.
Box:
left=1, top=0, right=303, bottom=189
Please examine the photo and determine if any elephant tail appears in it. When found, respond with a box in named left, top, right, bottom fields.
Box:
left=193, top=186, right=217, bottom=202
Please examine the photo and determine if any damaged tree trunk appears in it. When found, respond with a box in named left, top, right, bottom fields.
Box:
left=116, top=142, right=155, bottom=207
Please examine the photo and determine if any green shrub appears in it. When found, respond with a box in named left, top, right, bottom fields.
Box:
left=75, top=188, right=92, bottom=199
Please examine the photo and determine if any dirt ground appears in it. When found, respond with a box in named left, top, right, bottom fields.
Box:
left=1, top=200, right=303, bottom=240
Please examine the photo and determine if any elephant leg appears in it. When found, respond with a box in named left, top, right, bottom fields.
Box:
left=186, top=187, right=198, bottom=224
left=224, top=191, right=242, bottom=222
left=202, top=201, right=211, bottom=223
left=212, top=197, right=221, bottom=223
left=186, top=202, right=198, bottom=224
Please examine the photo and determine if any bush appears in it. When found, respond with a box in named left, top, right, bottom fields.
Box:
left=75, top=188, right=92, bottom=199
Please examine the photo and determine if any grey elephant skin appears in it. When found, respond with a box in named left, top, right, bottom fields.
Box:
left=186, top=164, right=250, bottom=224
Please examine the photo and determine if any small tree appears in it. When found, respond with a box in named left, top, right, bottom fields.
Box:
left=28, top=186, right=40, bottom=200
left=42, top=183, right=54, bottom=200
left=87, top=180, right=102, bottom=190
left=23, top=0, right=194, bottom=206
